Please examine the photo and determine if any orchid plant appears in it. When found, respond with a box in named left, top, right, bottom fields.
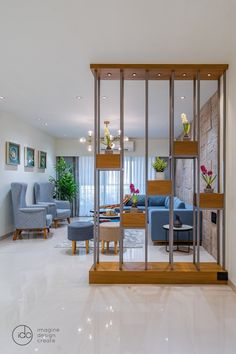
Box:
left=200, top=165, right=216, bottom=190
left=181, top=113, right=190, bottom=138
left=130, top=183, right=140, bottom=207
left=103, top=121, right=113, bottom=150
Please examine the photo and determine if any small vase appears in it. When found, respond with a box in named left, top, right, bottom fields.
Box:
left=156, top=171, right=165, bottom=180
left=105, top=147, right=113, bottom=155
left=204, top=187, right=214, bottom=193
left=183, top=134, right=191, bottom=141
left=130, top=205, right=138, bottom=213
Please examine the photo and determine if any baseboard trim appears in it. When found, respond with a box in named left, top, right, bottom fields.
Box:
left=228, top=280, right=236, bottom=293
left=0, top=232, right=13, bottom=241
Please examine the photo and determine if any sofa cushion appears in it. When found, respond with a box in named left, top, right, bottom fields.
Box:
left=126, top=194, right=145, bottom=206
left=164, top=196, right=185, bottom=209
left=148, top=196, right=166, bottom=207
left=174, top=197, right=185, bottom=209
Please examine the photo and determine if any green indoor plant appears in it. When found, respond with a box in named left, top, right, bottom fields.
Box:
left=152, top=157, right=168, bottom=180
left=49, top=157, right=78, bottom=202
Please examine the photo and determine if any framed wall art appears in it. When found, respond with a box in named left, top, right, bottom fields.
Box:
left=24, top=147, right=35, bottom=167
left=6, top=142, right=20, bottom=166
left=38, top=151, right=47, bottom=169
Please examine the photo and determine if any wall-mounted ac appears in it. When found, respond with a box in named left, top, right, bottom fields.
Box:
left=100, top=140, right=135, bottom=152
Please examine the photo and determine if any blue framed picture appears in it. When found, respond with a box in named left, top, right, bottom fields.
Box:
left=6, top=142, right=20, bottom=165
left=24, top=147, right=35, bottom=167
left=38, top=151, right=47, bottom=169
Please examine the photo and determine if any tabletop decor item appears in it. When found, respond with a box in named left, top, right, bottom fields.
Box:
left=24, top=147, right=35, bottom=167
left=38, top=151, right=47, bottom=169
left=6, top=141, right=20, bottom=166
left=201, top=165, right=216, bottom=193
left=103, top=120, right=113, bottom=154
left=130, top=183, right=140, bottom=212
left=181, top=113, right=191, bottom=140
left=174, top=214, right=183, bottom=228
left=152, top=157, right=168, bottom=180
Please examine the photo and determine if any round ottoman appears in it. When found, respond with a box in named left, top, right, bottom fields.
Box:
left=68, top=221, right=93, bottom=255
left=100, top=222, right=121, bottom=254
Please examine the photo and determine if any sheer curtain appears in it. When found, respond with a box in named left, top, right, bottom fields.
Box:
left=79, top=156, right=156, bottom=216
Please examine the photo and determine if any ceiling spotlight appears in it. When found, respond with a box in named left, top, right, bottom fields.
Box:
left=182, top=73, right=187, bottom=77
left=76, top=96, right=82, bottom=100
left=132, top=73, right=136, bottom=77
left=102, top=96, right=108, bottom=99
left=157, top=73, right=161, bottom=77
left=180, top=96, right=186, bottom=100
left=107, top=73, right=112, bottom=77
left=0, top=96, right=5, bottom=100
left=207, top=73, right=211, bottom=77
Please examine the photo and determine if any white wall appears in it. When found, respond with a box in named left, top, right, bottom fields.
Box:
left=0, top=112, right=55, bottom=237
left=55, top=138, right=169, bottom=157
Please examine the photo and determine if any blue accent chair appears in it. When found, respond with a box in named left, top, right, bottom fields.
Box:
left=11, top=183, right=52, bottom=240
left=34, top=182, right=71, bottom=228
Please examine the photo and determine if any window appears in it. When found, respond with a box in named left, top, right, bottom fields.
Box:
left=79, top=156, right=156, bottom=216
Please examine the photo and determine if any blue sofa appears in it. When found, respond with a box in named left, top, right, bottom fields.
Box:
left=122, top=194, right=201, bottom=243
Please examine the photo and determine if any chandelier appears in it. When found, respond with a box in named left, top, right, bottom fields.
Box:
left=79, top=121, right=129, bottom=152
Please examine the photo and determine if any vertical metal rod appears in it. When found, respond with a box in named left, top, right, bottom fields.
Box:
left=145, top=71, right=149, bottom=270
left=96, top=77, right=101, bottom=263
left=119, top=70, right=124, bottom=270
left=193, top=79, right=196, bottom=263
left=169, top=71, right=175, bottom=266
left=196, top=71, right=201, bottom=268
left=93, top=71, right=98, bottom=269
left=222, top=71, right=227, bottom=269
left=217, top=78, right=221, bottom=264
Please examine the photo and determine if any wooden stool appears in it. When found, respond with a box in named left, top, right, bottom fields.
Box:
left=100, top=222, right=121, bottom=255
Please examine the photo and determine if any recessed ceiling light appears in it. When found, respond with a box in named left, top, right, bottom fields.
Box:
left=44, top=122, right=48, bottom=126
left=76, top=96, right=82, bottom=100
left=157, top=73, right=161, bottom=77
left=207, top=73, right=211, bottom=77
left=107, top=73, right=112, bottom=77
left=102, top=96, right=108, bottom=99
left=182, top=73, right=187, bottom=77
left=180, top=96, right=186, bottom=100
left=0, top=96, right=5, bottom=100
left=132, top=73, right=136, bottom=77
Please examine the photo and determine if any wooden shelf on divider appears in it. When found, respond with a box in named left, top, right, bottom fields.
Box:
left=147, top=180, right=172, bottom=196
left=173, top=141, right=198, bottom=157
left=194, top=193, right=224, bottom=209
left=122, top=212, right=146, bottom=228
left=96, top=154, right=121, bottom=169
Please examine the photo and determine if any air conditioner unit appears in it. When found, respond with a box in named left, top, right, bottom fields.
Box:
left=100, top=140, right=135, bottom=152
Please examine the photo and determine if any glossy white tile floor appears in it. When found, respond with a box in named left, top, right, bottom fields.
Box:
left=0, top=219, right=236, bottom=354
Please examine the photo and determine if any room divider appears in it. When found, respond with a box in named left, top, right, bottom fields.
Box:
left=89, top=64, right=228, bottom=284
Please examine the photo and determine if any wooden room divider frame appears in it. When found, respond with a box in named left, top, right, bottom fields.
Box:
left=89, top=64, right=228, bottom=284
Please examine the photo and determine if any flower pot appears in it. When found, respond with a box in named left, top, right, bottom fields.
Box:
left=105, top=148, right=113, bottom=155
left=130, top=206, right=138, bottom=213
left=204, top=187, right=214, bottom=193
left=156, top=172, right=165, bottom=180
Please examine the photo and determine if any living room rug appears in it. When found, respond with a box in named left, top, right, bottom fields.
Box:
left=55, top=229, right=145, bottom=249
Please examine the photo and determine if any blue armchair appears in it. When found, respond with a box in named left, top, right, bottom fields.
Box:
left=11, top=183, right=52, bottom=240
left=34, top=182, right=71, bottom=227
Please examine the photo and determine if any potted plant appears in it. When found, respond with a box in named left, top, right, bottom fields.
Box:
left=152, top=157, right=167, bottom=180
left=181, top=113, right=191, bottom=140
left=130, top=183, right=140, bottom=212
left=200, top=165, right=216, bottom=193
left=103, top=121, right=113, bottom=154
left=50, top=157, right=78, bottom=202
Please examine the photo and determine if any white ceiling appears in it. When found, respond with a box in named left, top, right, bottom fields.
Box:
left=0, top=0, right=234, bottom=139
